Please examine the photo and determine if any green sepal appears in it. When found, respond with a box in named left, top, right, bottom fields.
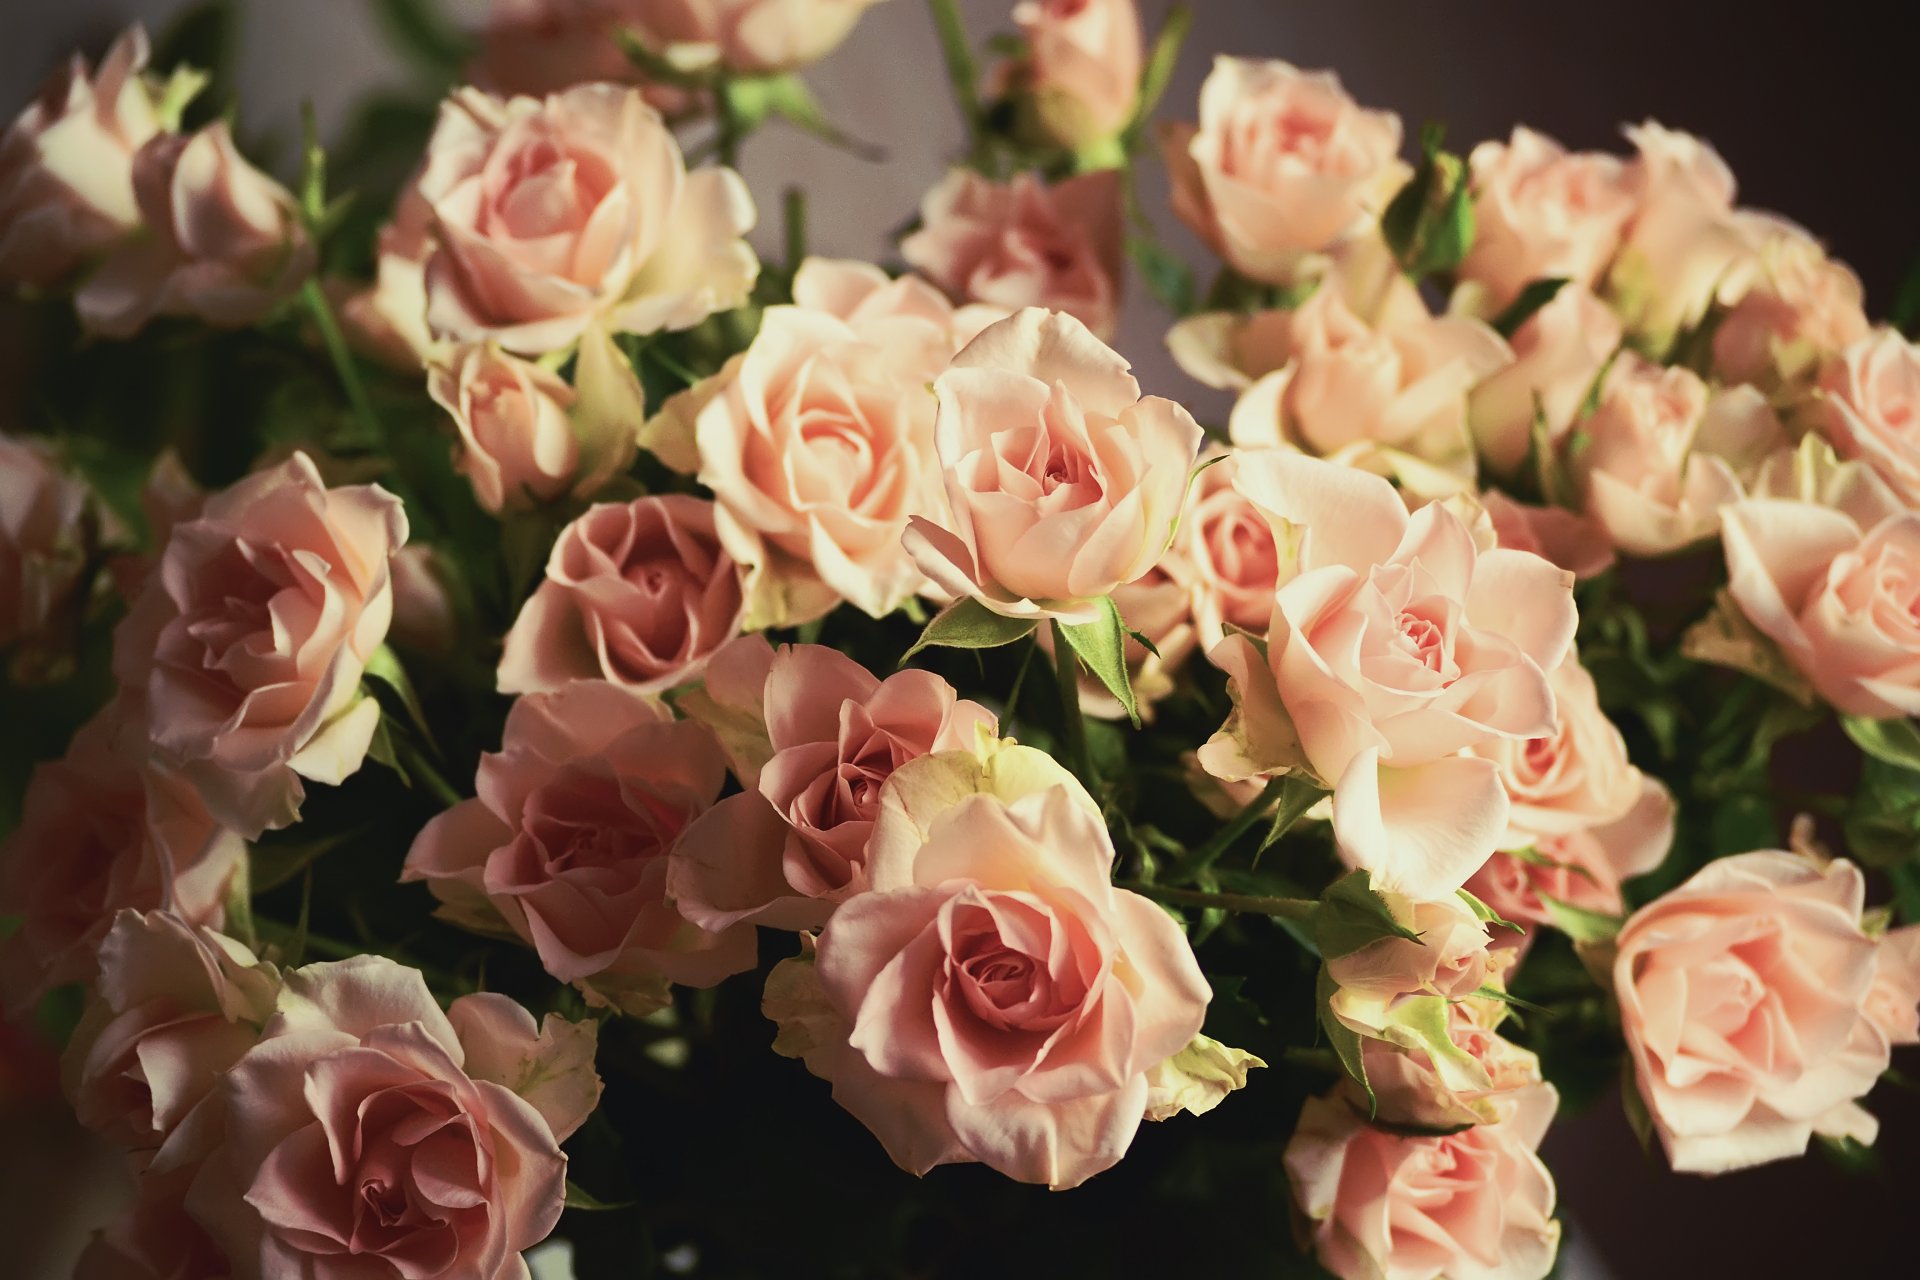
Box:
left=1315, top=871, right=1420, bottom=960
left=1316, top=965, right=1373, bottom=1115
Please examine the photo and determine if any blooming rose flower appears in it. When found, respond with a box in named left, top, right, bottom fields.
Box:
left=1200, top=452, right=1577, bottom=899
left=900, top=169, right=1125, bottom=339
left=1606, top=121, right=1751, bottom=351
left=342, top=184, right=439, bottom=370
left=1465, top=776, right=1674, bottom=932
left=1817, top=328, right=1920, bottom=507
left=670, top=636, right=995, bottom=930
left=1863, top=925, right=1920, bottom=1049
left=1011, top=0, right=1143, bottom=151
left=1573, top=353, right=1786, bottom=557
left=1285, top=1083, right=1561, bottom=1280
left=431, top=344, right=579, bottom=513
left=404, top=679, right=754, bottom=1012
left=1169, top=286, right=1511, bottom=493
left=62, top=910, right=279, bottom=1162
left=77, top=121, right=315, bottom=338
left=903, top=308, right=1203, bottom=623
left=1467, top=283, right=1621, bottom=476
left=1324, top=894, right=1496, bottom=1089
left=416, top=83, right=756, bottom=355
left=112, top=452, right=407, bottom=836
left=0, top=699, right=244, bottom=1015
left=1458, top=127, right=1635, bottom=313
left=470, top=0, right=693, bottom=110
left=184, top=956, right=573, bottom=1279
left=498, top=494, right=747, bottom=695
left=1614, top=851, right=1896, bottom=1173
left=768, top=778, right=1209, bottom=1188
left=1480, top=489, right=1615, bottom=581
left=443, top=993, right=603, bottom=1142
left=1362, top=990, right=1546, bottom=1132
left=1173, top=449, right=1286, bottom=650
left=1472, top=657, right=1645, bottom=846
left=1162, top=57, right=1403, bottom=283
left=0, top=26, right=167, bottom=288
left=1712, top=224, right=1869, bottom=393
left=0, top=432, right=96, bottom=666
left=621, top=0, right=891, bottom=74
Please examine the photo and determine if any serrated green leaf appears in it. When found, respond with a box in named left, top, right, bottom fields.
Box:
left=366, top=717, right=410, bottom=788
left=1254, top=774, right=1326, bottom=859
left=1059, top=596, right=1139, bottom=727
left=901, top=598, right=1037, bottom=664
left=1537, top=893, right=1622, bottom=945
left=564, top=1180, right=636, bottom=1212
left=1316, top=965, right=1373, bottom=1114
left=1492, top=277, right=1569, bottom=338
left=724, top=74, right=883, bottom=160
left=1841, top=714, right=1920, bottom=774
left=1315, top=871, right=1420, bottom=960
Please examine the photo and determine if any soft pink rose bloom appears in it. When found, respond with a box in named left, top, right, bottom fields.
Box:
left=1325, top=893, right=1494, bottom=1029
left=1174, top=448, right=1287, bottom=650
left=184, top=956, right=570, bottom=1280
left=1200, top=452, right=1577, bottom=899
left=900, top=169, right=1125, bottom=339
left=623, top=0, right=890, bottom=74
left=1817, top=328, right=1920, bottom=506
left=1465, top=776, right=1674, bottom=932
left=1467, top=283, right=1621, bottom=476
left=1863, top=925, right=1920, bottom=1048
left=670, top=636, right=995, bottom=930
left=1170, top=286, right=1512, bottom=492
left=443, top=993, right=603, bottom=1142
left=0, top=699, right=244, bottom=1015
left=416, top=84, right=756, bottom=355
left=77, top=1167, right=229, bottom=1280
left=404, top=679, right=754, bottom=1012
left=470, top=0, right=694, bottom=112
left=1606, top=121, right=1752, bottom=349
left=904, top=308, right=1203, bottom=623
left=0, top=26, right=163, bottom=288
left=778, top=785, right=1209, bottom=1188
left=0, top=432, right=95, bottom=658
left=1011, top=0, right=1143, bottom=150
left=1363, top=997, right=1546, bottom=1132
left=1163, top=57, right=1403, bottom=283
left=77, top=122, right=315, bottom=338
left=1285, top=1083, right=1562, bottom=1280
left=431, top=344, right=579, bottom=513
left=1615, top=851, right=1896, bottom=1173
left=1480, top=490, right=1615, bottom=580
left=1573, top=353, right=1786, bottom=557
left=498, top=494, right=747, bottom=695
left=113, top=452, right=407, bottom=836
left=62, top=910, right=278, bottom=1163
left=1458, top=127, right=1634, bottom=313
left=1711, top=225, right=1868, bottom=392
left=1472, top=658, right=1644, bottom=846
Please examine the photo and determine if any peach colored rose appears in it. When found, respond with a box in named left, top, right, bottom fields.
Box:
left=1817, top=328, right=1920, bottom=506
left=1458, top=127, right=1634, bottom=312
left=1011, top=0, right=1143, bottom=151
left=443, top=993, right=603, bottom=1142
left=1573, top=353, right=1786, bottom=557
left=0, top=26, right=167, bottom=288
left=1472, top=657, right=1645, bottom=846
left=1606, top=121, right=1751, bottom=351
left=1163, top=57, right=1403, bottom=283
left=1173, top=448, right=1286, bottom=650
left=1362, top=992, right=1546, bottom=1132
left=112, top=452, right=407, bottom=836
left=1465, top=776, right=1674, bottom=932
left=1615, top=851, right=1894, bottom=1173
left=900, top=169, right=1125, bottom=339
left=0, top=699, right=244, bottom=1015
left=622, top=0, right=891, bottom=74
left=1467, top=283, right=1621, bottom=476
left=1864, top=925, right=1920, bottom=1048
left=903, top=308, right=1203, bottom=623
left=0, top=431, right=96, bottom=663
left=184, top=956, right=570, bottom=1280
left=431, top=344, right=579, bottom=513
left=670, top=636, right=995, bottom=930
left=1170, top=286, right=1511, bottom=492
left=416, top=84, right=756, bottom=355
left=498, top=494, right=747, bottom=695
left=1200, top=452, right=1577, bottom=899
left=404, top=679, right=754, bottom=1013
left=769, top=783, right=1209, bottom=1188
left=1285, top=1083, right=1561, bottom=1280
left=62, top=910, right=278, bottom=1162
left=77, top=1168, right=228, bottom=1280
left=470, top=0, right=694, bottom=113
left=1480, top=490, right=1615, bottom=580
left=77, top=122, right=315, bottom=338
left=1324, top=893, right=1495, bottom=1070
left=1712, top=224, right=1868, bottom=393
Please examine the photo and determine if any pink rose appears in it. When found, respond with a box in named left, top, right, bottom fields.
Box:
left=1480, top=490, right=1615, bottom=581
left=670, top=636, right=996, bottom=930
left=1363, top=994, right=1546, bottom=1132
left=1163, top=57, right=1403, bottom=283
left=0, top=699, right=244, bottom=1014
left=1467, top=283, right=1621, bottom=476
left=622, top=0, right=890, bottom=74
left=1606, top=121, right=1751, bottom=350
left=431, top=344, right=579, bottom=513
left=0, top=26, right=164, bottom=288
left=1285, top=1084, right=1561, bottom=1280
left=903, top=308, right=1203, bottom=623
left=1458, top=127, right=1634, bottom=312
left=1324, top=894, right=1497, bottom=1075
left=470, top=0, right=692, bottom=110
left=1712, top=225, right=1868, bottom=392
left=1465, top=777, right=1674, bottom=932
left=416, top=84, right=756, bottom=355
left=498, top=494, right=748, bottom=695
left=185, top=956, right=573, bottom=1279
left=1573, top=353, right=1785, bottom=557
left=1615, top=851, right=1894, bottom=1173
left=1472, top=657, right=1646, bottom=845
left=113, top=452, right=408, bottom=836
left=77, top=121, right=315, bottom=338
left=900, top=169, right=1125, bottom=339
left=1817, top=328, right=1920, bottom=506
left=62, top=910, right=278, bottom=1162
left=1011, top=0, right=1144, bottom=150
left=1173, top=448, right=1287, bottom=649
left=1200, top=452, right=1577, bottom=899
left=443, top=993, right=604, bottom=1142
left=342, top=185, right=438, bottom=370
left=404, top=679, right=754, bottom=1012
left=769, top=783, right=1209, bottom=1187
left=1864, top=925, right=1920, bottom=1048
left=0, top=432, right=96, bottom=667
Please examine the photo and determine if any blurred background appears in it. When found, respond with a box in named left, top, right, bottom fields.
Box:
left=2, top=2, right=1913, bottom=1276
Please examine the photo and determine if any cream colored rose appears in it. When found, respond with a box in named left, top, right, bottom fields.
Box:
left=1458, top=127, right=1634, bottom=311
left=1011, top=0, right=1143, bottom=151
left=1473, top=656, right=1647, bottom=847
left=1468, top=283, right=1620, bottom=476
left=1712, top=222, right=1868, bottom=393
left=622, top=0, right=891, bottom=75
left=1818, top=328, right=1920, bottom=506
left=1606, top=121, right=1751, bottom=351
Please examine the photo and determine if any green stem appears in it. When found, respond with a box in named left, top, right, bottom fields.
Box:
left=401, top=736, right=465, bottom=808
left=1173, top=775, right=1287, bottom=883
left=714, top=84, right=744, bottom=169
left=1049, top=621, right=1095, bottom=786
left=783, top=186, right=808, bottom=274
left=925, top=0, right=982, bottom=149
left=1118, top=881, right=1316, bottom=921
left=300, top=278, right=382, bottom=445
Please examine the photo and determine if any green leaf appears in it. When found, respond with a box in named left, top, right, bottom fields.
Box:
left=297, top=103, right=328, bottom=239
left=1458, top=887, right=1523, bottom=931
left=1253, top=774, right=1326, bottom=858
left=1491, top=277, right=1569, bottom=339
left=1059, top=597, right=1139, bottom=727
left=371, top=0, right=473, bottom=77
left=1891, top=250, right=1920, bottom=340
left=1847, top=755, right=1920, bottom=869
left=1124, top=2, right=1192, bottom=144
left=902, top=598, right=1037, bottom=663
left=366, top=717, right=410, bottom=788
left=1314, top=871, right=1420, bottom=960
left=362, top=645, right=434, bottom=745
left=1537, top=894, right=1622, bottom=945
left=1316, top=965, right=1373, bottom=1114
left=1380, top=124, right=1475, bottom=280
left=723, top=74, right=884, bottom=161
left=1841, top=714, right=1920, bottom=774
left=1470, top=985, right=1552, bottom=1018
left=1620, top=1058, right=1656, bottom=1158
left=564, top=1180, right=637, bottom=1213
left=1128, top=234, right=1194, bottom=316
left=250, top=827, right=368, bottom=894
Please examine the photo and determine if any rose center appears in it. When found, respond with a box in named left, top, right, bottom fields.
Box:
left=1395, top=611, right=1447, bottom=672
left=360, top=1178, right=409, bottom=1228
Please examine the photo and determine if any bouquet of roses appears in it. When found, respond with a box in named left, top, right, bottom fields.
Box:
left=4, top=1, right=1919, bottom=1275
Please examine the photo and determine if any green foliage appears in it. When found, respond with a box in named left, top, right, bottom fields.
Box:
left=1492, top=277, right=1569, bottom=338
left=1059, top=597, right=1140, bottom=727
left=371, top=0, right=473, bottom=78
left=1130, top=234, right=1195, bottom=316
left=1841, top=714, right=1920, bottom=773
left=1380, top=124, right=1476, bottom=280
left=902, top=598, right=1038, bottom=662
left=1313, top=871, right=1420, bottom=960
